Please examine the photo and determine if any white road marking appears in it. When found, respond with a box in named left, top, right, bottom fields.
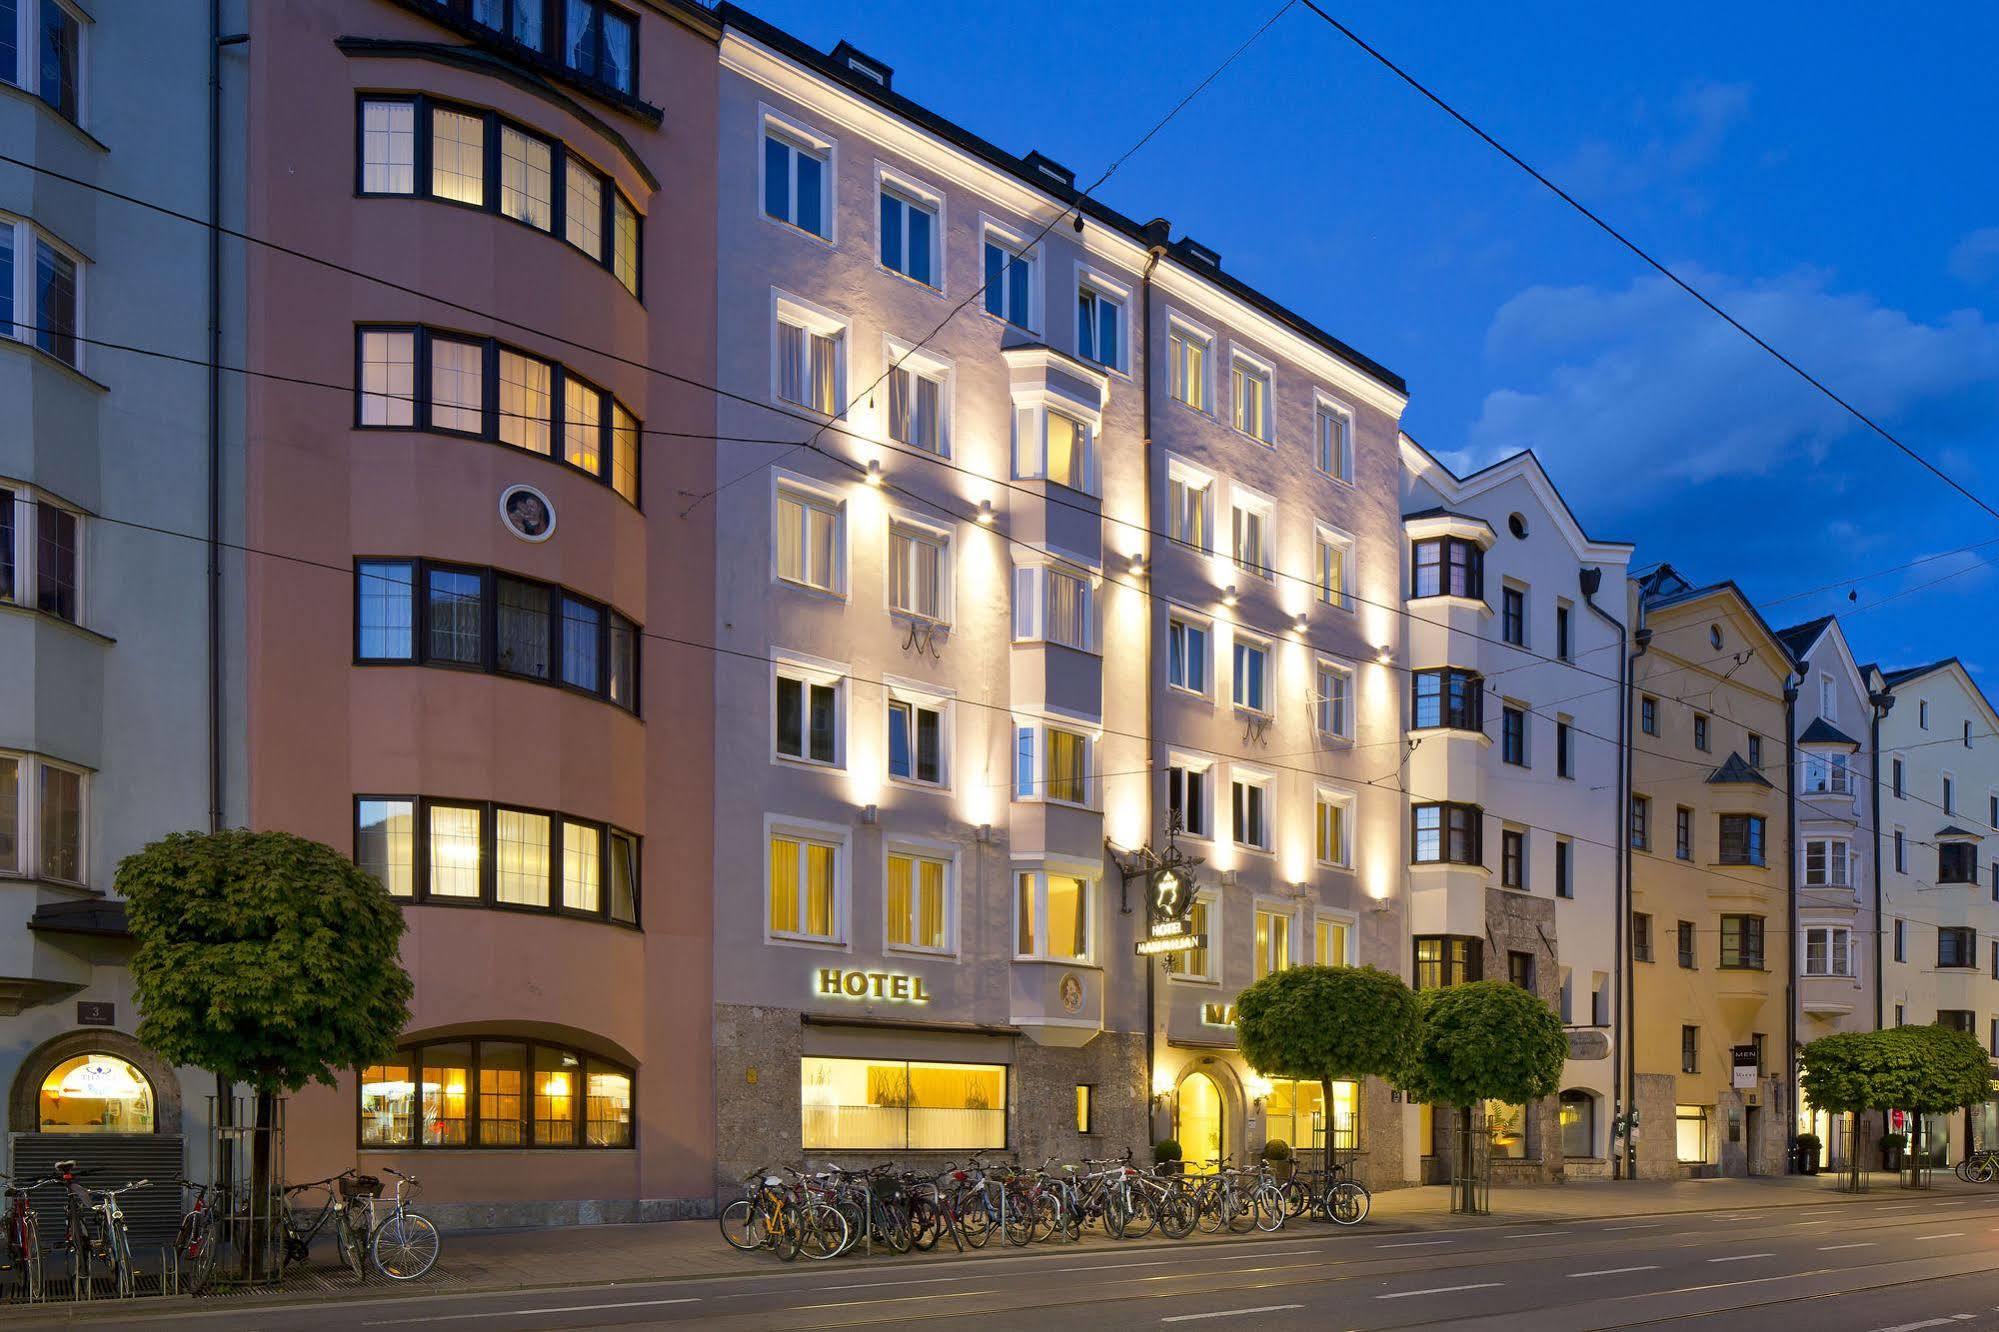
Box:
left=1603, top=1223, right=1663, bottom=1231
left=1819, top=1242, right=1877, bottom=1250
left=1913, top=1233, right=1965, bottom=1240
left=1800, top=1208, right=1841, bottom=1215
left=1377, top=1239, right=1455, bottom=1248
left=1708, top=1253, right=1775, bottom=1263
left=1162, top=1305, right=1306, bottom=1323
left=365, top=1299, right=700, bottom=1325
left=1057, top=1260, right=1174, bottom=1273
left=1569, top=1265, right=1660, bottom=1278
left=1509, top=1230, right=1568, bottom=1238
left=1867, top=1320, right=1962, bottom=1332
left=820, top=1276, right=971, bottom=1291
left=794, top=1290, right=992, bottom=1311
left=1376, top=1282, right=1505, bottom=1300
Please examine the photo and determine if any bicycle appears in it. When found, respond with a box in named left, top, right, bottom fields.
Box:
left=280, top=1170, right=372, bottom=1279
left=362, top=1168, right=440, bottom=1280
left=174, top=1178, right=224, bottom=1294
left=0, top=1172, right=47, bottom=1302
left=52, top=1161, right=148, bottom=1298
left=1320, top=1160, right=1371, bottom=1226
left=1954, top=1149, right=1999, bottom=1184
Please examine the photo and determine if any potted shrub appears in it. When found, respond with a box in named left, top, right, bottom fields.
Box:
left=1879, top=1131, right=1907, bottom=1172
left=1153, top=1138, right=1184, bottom=1175
left=1261, top=1138, right=1294, bottom=1182
left=1793, top=1132, right=1821, bottom=1175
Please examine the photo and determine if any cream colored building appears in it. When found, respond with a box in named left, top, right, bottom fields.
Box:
left=1626, top=567, right=1795, bottom=1178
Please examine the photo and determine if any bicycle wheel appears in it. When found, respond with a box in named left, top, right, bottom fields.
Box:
left=874, top=1201, right=913, bottom=1255
left=1156, top=1186, right=1198, bottom=1240
left=1002, top=1193, right=1037, bottom=1247
left=1280, top=1179, right=1311, bottom=1218
left=20, top=1214, right=40, bottom=1302
left=1956, top=1159, right=1979, bottom=1183
left=798, top=1203, right=847, bottom=1261
left=113, top=1227, right=134, bottom=1299
left=1120, top=1186, right=1159, bottom=1239
left=1251, top=1184, right=1285, bottom=1232
left=770, top=1208, right=799, bottom=1263
left=371, top=1211, right=441, bottom=1280
left=955, top=1189, right=994, bottom=1249
left=719, top=1199, right=765, bottom=1252
left=1195, top=1184, right=1226, bottom=1234
left=337, top=1207, right=367, bottom=1279
left=1327, top=1180, right=1370, bottom=1226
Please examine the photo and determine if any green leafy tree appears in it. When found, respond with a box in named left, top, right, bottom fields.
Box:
left=120, top=829, right=413, bottom=1258
left=1799, top=1030, right=1891, bottom=1189
left=1882, top=1024, right=1993, bottom=1178
left=1235, top=965, right=1419, bottom=1163
left=1400, top=981, right=1567, bottom=1213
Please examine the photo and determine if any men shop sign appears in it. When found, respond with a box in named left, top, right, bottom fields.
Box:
left=817, top=967, right=932, bottom=1003
left=1731, top=1044, right=1759, bottom=1090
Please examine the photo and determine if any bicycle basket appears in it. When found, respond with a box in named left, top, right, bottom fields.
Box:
left=339, top=1174, right=385, bottom=1200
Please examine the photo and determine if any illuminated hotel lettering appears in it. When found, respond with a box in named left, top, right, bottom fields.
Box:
left=817, top=968, right=932, bottom=1003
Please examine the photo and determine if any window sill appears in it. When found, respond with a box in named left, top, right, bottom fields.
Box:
left=1407, top=726, right=1491, bottom=746
left=1407, top=594, right=1491, bottom=616
left=1013, top=957, right=1102, bottom=971
left=1165, top=683, right=1214, bottom=704
left=0, top=333, right=109, bottom=392
left=1710, top=862, right=1769, bottom=872
left=0, top=81, right=108, bottom=151
left=886, top=776, right=951, bottom=795
left=0, top=873, right=99, bottom=897
left=0, top=599, right=115, bottom=645
left=772, top=754, right=846, bottom=774
left=1409, top=860, right=1486, bottom=873
left=766, top=933, right=849, bottom=951
left=773, top=578, right=849, bottom=605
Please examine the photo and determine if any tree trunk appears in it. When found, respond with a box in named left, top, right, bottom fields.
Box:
left=215, top=1075, right=237, bottom=1276
left=1459, top=1103, right=1478, bottom=1214
left=249, top=1090, right=278, bottom=1277
left=1321, top=1076, right=1337, bottom=1176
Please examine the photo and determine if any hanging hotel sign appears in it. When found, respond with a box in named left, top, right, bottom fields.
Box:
left=1112, top=818, right=1208, bottom=958
left=817, top=968, right=932, bottom=1003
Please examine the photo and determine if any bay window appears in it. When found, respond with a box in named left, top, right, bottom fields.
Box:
left=768, top=826, right=842, bottom=943
left=886, top=849, right=951, bottom=953
left=1939, top=840, right=1978, bottom=885
left=1013, top=563, right=1095, bottom=651
left=0, top=488, right=81, bottom=624
left=1, top=0, right=82, bottom=124
left=1802, top=838, right=1852, bottom=890
left=1802, top=925, right=1853, bottom=977
left=1719, top=915, right=1764, bottom=969
left=1938, top=926, right=1976, bottom=969
left=1719, top=814, right=1766, bottom=867
left=1414, top=935, right=1480, bottom=989
left=1412, top=667, right=1483, bottom=731
left=356, top=559, right=637, bottom=712
left=361, top=1037, right=632, bottom=1149
left=801, top=1057, right=1005, bottom=1152
left=1015, top=723, right=1092, bottom=806
left=1015, top=869, right=1093, bottom=962
left=1411, top=536, right=1484, bottom=600
left=499, top=125, right=554, bottom=230
left=0, top=752, right=83, bottom=883
left=2, top=217, right=84, bottom=370
left=1044, top=410, right=1090, bottom=490
left=1801, top=751, right=1852, bottom=796
left=1413, top=802, right=1481, bottom=866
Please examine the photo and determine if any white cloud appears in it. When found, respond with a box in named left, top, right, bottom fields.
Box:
left=1461, top=267, right=1999, bottom=491
left=1561, top=81, right=1752, bottom=197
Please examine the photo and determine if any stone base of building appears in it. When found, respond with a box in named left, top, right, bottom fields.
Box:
left=1632, top=1072, right=1789, bottom=1178
left=713, top=1003, right=1147, bottom=1200
left=419, top=1196, right=715, bottom=1231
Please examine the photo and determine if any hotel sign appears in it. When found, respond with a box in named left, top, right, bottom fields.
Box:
left=817, top=968, right=932, bottom=1003
left=1136, top=867, right=1205, bottom=957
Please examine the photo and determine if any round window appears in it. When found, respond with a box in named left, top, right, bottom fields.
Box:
left=1507, top=513, right=1529, bottom=539
left=1710, top=625, right=1724, bottom=650
left=38, top=1054, right=156, bottom=1134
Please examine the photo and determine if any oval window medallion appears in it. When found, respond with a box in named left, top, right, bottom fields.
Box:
left=500, top=484, right=556, bottom=543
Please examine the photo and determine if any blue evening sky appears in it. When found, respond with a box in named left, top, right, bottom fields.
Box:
left=739, top=0, right=1999, bottom=690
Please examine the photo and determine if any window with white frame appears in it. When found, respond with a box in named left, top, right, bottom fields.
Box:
left=1232, top=771, right=1271, bottom=851
left=3, top=0, right=83, bottom=125
left=1316, top=789, right=1353, bottom=867
left=1231, top=490, right=1273, bottom=579
left=1167, top=613, right=1210, bottom=695
left=774, top=482, right=843, bottom=594
left=887, top=519, right=948, bottom=623
left=774, top=297, right=845, bottom=416
left=886, top=689, right=947, bottom=787
left=1315, top=399, right=1354, bottom=481
left=1015, top=723, right=1092, bottom=806
left=1077, top=279, right=1124, bottom=371
left=1168, top=890, right=1218, bottom=979
left=0, top=750, right=85, bottom=884
left=1231, top=355, right=1273, bottom=442
left=1315, top=661, right=1352, bottom=739
left=763, top=119, right=830, bottom=239
left=768, top=823, right=843, bottom=943
left=773, top=658, right=843, bottom=767
left=1167, top=321, right=1209, bottom=411
left=1, top=215, right=83, bottom=370
left=1801, top=750, right=1852, bottom=796
left=1043, top=409, right=1091, bottom=491
left=1315, top=913, right=1352, bottom=966
left=1315, top=526, right=1351, bottom=607
left=1167, top=758, right=1212, bottom=838
left=1802, top=837, right=1852, bottom=890
left=1015, top=868, right=1093, bottom=962
left=877, top=178, right=938, bottom=287
left=1232, top=636, right=1269, bottom=714
left=0, top=484, right=81, bottom=624
left=1166, top=461, right=1213, bottom=552
left=1253, top=904, right=1292, bottom=979
left=1013, top=562, right=1095, bottom=651
left=1818, top=672, right=1836, bottom=721
left=982, top=227, right=1035, bottom=328
left=886, top=846, right=951, bottom=953
left=1802, top=924, right=1854, bottom=977
left=885, top=344, right=948, bottom=455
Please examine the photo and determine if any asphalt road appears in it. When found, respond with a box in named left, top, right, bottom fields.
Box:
left=12, top=1191, right=1999, bottom=1330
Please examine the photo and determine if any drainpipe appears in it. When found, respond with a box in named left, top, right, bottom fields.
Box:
left=1619, top=605, right=1652, bottom=1180
left=1784, top=677, right=1800, bottom=1171
left=1580, top=569, right=1630, bottom=1179
left=208, top=0, right=224, bottom=835
left=1138, top=223, right=1167, bottom=1138
left=1868, top=689, right=1892, bottom=1036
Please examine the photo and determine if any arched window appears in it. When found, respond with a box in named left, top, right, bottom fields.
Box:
left=359, top=1037, right=632, bottom=1150
left=38, top=1054, right=156, bottom=1134
left=1559, top=1089, right=1597, bottom=1159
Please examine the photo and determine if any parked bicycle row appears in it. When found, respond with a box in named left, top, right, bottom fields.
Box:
left=720, top=1150, right=1371, bottom=1261
left=1, top=1162, right=439, bottom=1302
left=1954, top=1149, right=1999, bottom=1184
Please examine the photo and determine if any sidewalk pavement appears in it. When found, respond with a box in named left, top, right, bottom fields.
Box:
left=5, top=1171, right=1985, bottom=1319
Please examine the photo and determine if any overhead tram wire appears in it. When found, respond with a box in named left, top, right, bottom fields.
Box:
left=677, top=0, right=1302, bottom=514
left=1294, top=0, right=1999, bottom=528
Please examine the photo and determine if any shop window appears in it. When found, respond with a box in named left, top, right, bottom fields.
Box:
left=1486, top=1101, right=1529, bottom=1159
left=1675, top=1104, right=1711, bottom=1163
left=1264, top=1078, right=1357, bottom=1153
left=358, top=1037, right=631, bottom=1149
left=37, top=1054, right=155, bottom=1134
left=1559, top=1090, right=1595, bottom=1159
left=800, top=1056, right=1006, bottom=1151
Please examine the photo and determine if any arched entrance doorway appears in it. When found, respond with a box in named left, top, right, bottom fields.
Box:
left=1176, top=1071, right=1224, bottom=1173
left=37, top=1053, right=157, bottom=1134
